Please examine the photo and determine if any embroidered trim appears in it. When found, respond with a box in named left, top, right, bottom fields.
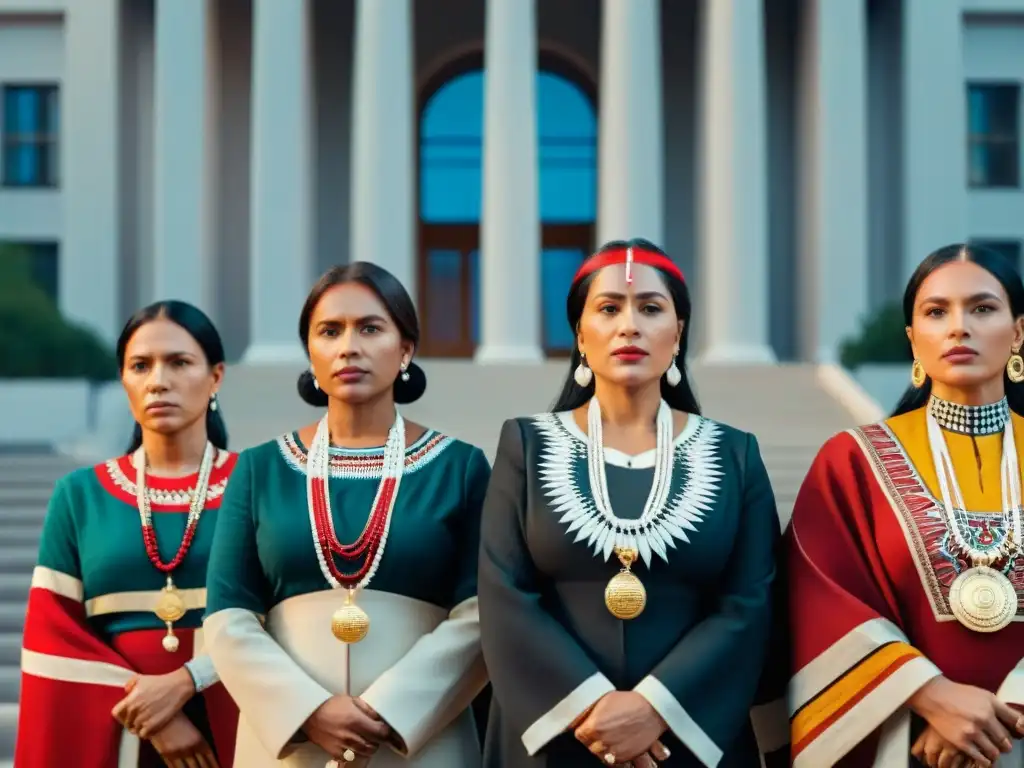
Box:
left=850, top=423, right=1024, bottom=622
left=928, top=395, right=1009, bottom=436
left=532, top=412, right=723, bottom=563
left=96, top=451, right=236, bottom=511
left=277, top=430, right=452, bottom=478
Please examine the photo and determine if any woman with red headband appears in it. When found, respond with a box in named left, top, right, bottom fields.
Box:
left=478, top=239, right=786, bottom=767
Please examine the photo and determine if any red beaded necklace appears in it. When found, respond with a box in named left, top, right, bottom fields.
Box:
left=134, top=442, right=215, bottom=652
left=306, top=413, right=406, bottom=645
left=306, top=414, right=404, bottom=589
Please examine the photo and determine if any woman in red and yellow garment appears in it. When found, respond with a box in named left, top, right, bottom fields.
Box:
left=789, top=244, right=1024, bottom=768
left=16, top=301, right=239, bottom=767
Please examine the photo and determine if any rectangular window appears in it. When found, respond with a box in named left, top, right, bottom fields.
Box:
left=971, top=239, right=1023, bottom=270
left=2, top=84, right=60, bottom=188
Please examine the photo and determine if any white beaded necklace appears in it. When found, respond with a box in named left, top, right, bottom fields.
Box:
left=926, top=410, right=1022, bottom=565
left=586, top=397, right=675, bottom=561
left=305, top=411, right=405, bottom=592
left=134, top=442, right=216, bottom=545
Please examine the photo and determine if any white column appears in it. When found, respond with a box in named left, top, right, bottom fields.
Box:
left=350, top=0, right=415, bottom=293
left=698, top=0, right=775, bottom=363
left=153, top=0, right=214, bottom=308
left=62, top=0, right=121, bottom=344
left=797, top=0, right=868, bottom=363
left=476, top=0, right=543, bottom=363
left=597, top=0, right=663, bottom=246
left=243, top=0, right=313, bottom=363
left=903, top=0, right=967, bottom=277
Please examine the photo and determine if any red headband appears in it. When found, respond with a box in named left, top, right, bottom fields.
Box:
left=573, top=247, right=685, bottom=285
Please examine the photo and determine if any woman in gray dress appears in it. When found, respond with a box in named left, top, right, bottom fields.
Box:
left=478, top=239, right=787, bottom=768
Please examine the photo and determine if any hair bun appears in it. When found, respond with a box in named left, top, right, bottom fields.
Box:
left=394, top=361, right=427, bottom=404
left=297, top=369, right=329, bottom=407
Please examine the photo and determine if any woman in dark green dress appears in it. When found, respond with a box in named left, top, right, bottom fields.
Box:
left=203, top=263, right=491, bottom=767
left=478, top=240, right=788, bottom=768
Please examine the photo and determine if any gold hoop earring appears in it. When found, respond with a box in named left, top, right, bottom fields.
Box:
left=1008, top=349, right=1024, bottom=384
left=911, top=360, right=927, bottom=388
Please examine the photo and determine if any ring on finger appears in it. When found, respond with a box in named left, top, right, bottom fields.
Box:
left=604, top=753, right=616, bottom=765
left=342, top=749, right=356, bottom=762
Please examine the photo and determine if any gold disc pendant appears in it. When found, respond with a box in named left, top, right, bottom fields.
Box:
left=331, top=588, right=370, bottom=644
left=605, top=547, right=646, bottom=620
left=949, top=565, right=1018, bottom=633
left=154, top=575, right=186, bottom=652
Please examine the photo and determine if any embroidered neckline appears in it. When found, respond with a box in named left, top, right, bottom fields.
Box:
left=95, top=450, right=236, bottom=512
left=278, top=429, right=452, bottom=479
left=851, top=423, right=1024, bottom=622
left=533, top=412, right=723, bottom=564
left=928, top=395, right=1009, bottom=436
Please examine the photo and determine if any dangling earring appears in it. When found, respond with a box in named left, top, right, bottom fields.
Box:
left=574, top=354, right=593, bottom=387
left=209, top=394, right=219, bottom=412
left=665, top=353, right=682, bottom=387
left=311, top=365, right=320, bottom=391
left=911, top=359, right=927, bottom=388
left=1008, top=347, right=1024, bottom=384
left=400, top=361, right=411, bottom=382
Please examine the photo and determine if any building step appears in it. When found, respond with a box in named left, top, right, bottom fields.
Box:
left=0, top=702, right=17, bottom=760
left=0, top=605, right=26, bottom=635
left=0, top=507, right=48, bottom=525
left=0, top=527, right=42, bottom=548
left=0, top=666, right=20, bottom=705
left=0, top=549, right=38, bottom=576
left=0, top=489, right=54, bottom=506
left=0, top=575, right=31, bottom=604
left=0, top=636, right=21, bottom=668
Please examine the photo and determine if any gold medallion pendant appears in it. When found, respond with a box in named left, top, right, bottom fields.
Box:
left=949, top=565, right=1018, bottom=633
left=154, top=575, right=187, bottom=652
left=331, top=588, right=370, bottom=644
left=605, top=547, right=647, bottom=620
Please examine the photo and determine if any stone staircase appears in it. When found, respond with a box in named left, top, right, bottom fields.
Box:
left=0, top=451, right=83, bottom=762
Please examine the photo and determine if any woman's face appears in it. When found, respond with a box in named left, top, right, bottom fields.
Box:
left=307, top=282, right=413, bottom=405
left=122, top=318, right=223, bottom=439
left=907, top=260, right=1024, bottom=397
left=577, top=263, right=683, bottom=390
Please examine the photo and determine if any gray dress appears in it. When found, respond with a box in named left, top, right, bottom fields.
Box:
left=478, top=412, right=787, bottom=768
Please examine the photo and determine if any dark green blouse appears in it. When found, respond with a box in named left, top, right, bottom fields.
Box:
left=205, top=429, right=491, bottom=617
left=39, top=451, right=238, bottom=637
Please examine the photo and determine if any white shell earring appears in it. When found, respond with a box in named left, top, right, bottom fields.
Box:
left=400, top=362, right=410, bottom=382
left=209, top=394, right=218, bottom=412
left=310, top=365, right=320, bottom=391
left=574, top=355, right=593, bottom=387
left=665, top=355, right=682, bottom=387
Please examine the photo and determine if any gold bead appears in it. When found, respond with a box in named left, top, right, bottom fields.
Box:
left=331, top=603, right=370, bottom=643
left=605, top=571, right=646, bottom=620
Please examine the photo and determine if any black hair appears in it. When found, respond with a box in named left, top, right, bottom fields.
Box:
left=116, top=300, right=229, bottom=454
left=551, top=238, right=702, bottom=415
left=891, top=243, right=1024, bottom=417
left=296, top=261, right=427, bottom=407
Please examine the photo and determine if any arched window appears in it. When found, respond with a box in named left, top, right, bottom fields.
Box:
left=418, top=57, right=597, bottom=357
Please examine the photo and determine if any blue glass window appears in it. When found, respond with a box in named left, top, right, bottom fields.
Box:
left=967, top=84, right=1019, bottom=188
left=420, top=70, right=596, bottom=224
left=2, top=85, right=60, bottom=188
left=420, top=68, right=596, bottom=353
